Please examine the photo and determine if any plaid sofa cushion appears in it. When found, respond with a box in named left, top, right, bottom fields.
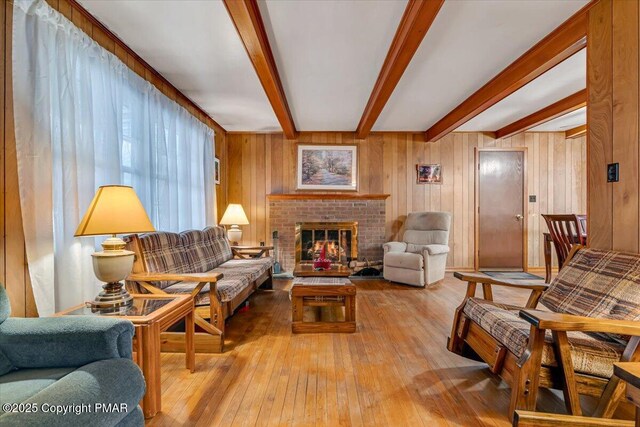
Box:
left=138, top=232, right=191, bottom=289
left=164, top=256, right=273, bottom=304
left=203, top=226, right=233, bottom=266
left=463, top=298, right=625, bottom=379
left=164, top=271, right=251, bottom=304
left=540, top=248, right=640, bottom=342
left=180, top=228, right=228, bottom=273
left=215, top=257, right=274, bottom=282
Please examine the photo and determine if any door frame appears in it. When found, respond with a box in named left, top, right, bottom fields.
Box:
left=474, top=147, right=528, bottom=272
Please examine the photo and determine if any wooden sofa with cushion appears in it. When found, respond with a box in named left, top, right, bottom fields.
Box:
left=448, top=245, right=640, bottom=421
left=125, top=226, right=273, bottom=352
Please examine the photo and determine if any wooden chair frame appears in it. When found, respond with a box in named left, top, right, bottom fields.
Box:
left=513, top=410, right=634, bottom=426
left=448, top=246, right=640, bottom=421
left=125, top=234, right=273, bottom=353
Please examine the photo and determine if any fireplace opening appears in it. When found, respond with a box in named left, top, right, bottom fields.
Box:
left=295, top=222, right=358, bottom=264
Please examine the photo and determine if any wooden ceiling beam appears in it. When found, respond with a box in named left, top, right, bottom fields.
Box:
left=355, top=0, right=445, bottom=140
left=424, top=2, right=594, bottom=142
left=223, top=0, right=298, bottom=139
left=494, top=89, right=587, bottom=139
left=565, top=124, right=587, bottom=139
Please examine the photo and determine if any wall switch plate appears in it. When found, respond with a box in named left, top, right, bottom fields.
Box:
left=529, top=195, right=537, bottom=203
left=607, top=163, right=619, bottom=182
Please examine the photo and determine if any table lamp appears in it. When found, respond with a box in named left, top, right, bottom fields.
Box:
left=75, top=185, right=155, bottom=308
left=219, top=204, right=249, bottom=245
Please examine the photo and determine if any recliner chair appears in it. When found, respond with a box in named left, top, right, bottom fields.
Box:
left=383, top=212, right=452, bottom=287
left=0, top=286, right=145, bottom=426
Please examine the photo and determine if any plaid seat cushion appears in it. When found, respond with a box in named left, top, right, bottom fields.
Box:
left=164, top=271, right=251, bottom=304
left=540, top=248, right=640, bottom=343
left=463, top=298, right=625, bottom=378
left=138, top=232, right=191, bottom=289
left=181, top=227, right=231, bottom=273
left=215, top=257, right=274, bottom=282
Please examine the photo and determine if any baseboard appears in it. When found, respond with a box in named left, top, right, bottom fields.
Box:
left=445, top=266, right=556, bottom=273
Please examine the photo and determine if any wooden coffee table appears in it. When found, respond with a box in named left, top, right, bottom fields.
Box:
left=56, top=294, right=194, bottom=418
left=291, top=276, right=356, bottom=333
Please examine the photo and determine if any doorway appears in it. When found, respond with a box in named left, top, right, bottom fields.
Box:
left=475, top=148, right=527, bottom=271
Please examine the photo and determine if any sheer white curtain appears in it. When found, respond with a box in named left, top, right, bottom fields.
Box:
left=12, top=0, right=216, bottom=315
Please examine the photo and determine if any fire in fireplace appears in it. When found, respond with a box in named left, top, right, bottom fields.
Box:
left=295, top=222, right=358, bottom=264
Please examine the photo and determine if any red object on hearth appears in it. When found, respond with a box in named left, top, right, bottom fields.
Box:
left=313, top=241, right=332, bottom=270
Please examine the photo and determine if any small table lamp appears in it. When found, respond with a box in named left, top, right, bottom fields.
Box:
left=75, top=185, right=155, bottom=308
left=220, top=204, right=249, bottom=245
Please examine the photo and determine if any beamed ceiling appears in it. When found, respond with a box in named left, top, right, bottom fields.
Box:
left=78, top=0, right=590, bottom=138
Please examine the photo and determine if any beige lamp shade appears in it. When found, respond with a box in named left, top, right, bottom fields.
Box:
left=219, top=204, right=249, bottom=225
left=75, top=185, right=155, bottom=237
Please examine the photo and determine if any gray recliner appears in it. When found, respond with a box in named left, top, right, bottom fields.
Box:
left=0, top=286, right=145, bottom=426
left=383, top=212, right=452, bottom=287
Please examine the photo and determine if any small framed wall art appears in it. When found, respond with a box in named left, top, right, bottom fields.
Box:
left=416, top=164, right=442, bottom=184
left=214, top=157, right=221, bottom=185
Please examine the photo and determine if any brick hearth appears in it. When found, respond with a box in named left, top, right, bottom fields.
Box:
left=268, top=194, right=388, bottom=272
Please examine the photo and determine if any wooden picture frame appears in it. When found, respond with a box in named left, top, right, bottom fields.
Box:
left=416, top=164, right=442, bottom=184
left=296, top=144, right=358, bottom=191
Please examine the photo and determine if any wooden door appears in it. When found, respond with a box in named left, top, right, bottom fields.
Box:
left=476, top=149, right=526, bottom=270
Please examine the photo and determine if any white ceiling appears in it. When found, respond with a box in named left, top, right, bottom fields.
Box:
left=78, top=0, right=588, bottom=134
left=258, top=0, right=407, bottom=131
left=458, top=49, right=586, bottom=131
left=529, top=106, right=586, bottom=132
left=374, top=0, right=588, bottom=131
left=78, top=0, right=280, bottom=132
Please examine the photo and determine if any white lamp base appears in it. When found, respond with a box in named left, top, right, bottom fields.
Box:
left=227, top=225, right=243, bottom=245
left=89, top=236, right=135, bottom=309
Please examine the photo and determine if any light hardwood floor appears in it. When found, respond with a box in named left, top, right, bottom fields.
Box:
left=148, top=274, right=612, bottom=426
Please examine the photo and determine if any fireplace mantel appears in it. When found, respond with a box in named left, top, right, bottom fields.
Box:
left=267, top=193, right=390, bottom=200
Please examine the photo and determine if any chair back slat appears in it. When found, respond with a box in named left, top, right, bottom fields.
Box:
left=542, top=214, right=586, bottom=269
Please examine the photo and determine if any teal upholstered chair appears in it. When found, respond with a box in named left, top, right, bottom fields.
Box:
left=0, top=286, right=145, bottom=426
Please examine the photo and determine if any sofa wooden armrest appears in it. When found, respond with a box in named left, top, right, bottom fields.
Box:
left=454, top=271, right=548, bottom=308
left=128, top=271, right=223, bottom=283
left=127, top=272, right=222, bottom=301
left=230, top=245, right=273, bottom=251
left=520, top=310, right=640, bottom=336
left=513, top=410, right=634, bottom=427
left=454, top=272, right=549, bottom=291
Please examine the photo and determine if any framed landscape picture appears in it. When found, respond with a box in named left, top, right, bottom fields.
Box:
left=417, top=164, right=442, bottom=184
left=297, top=144, right=357, bottom=191
left=214, top=157, right=221, bottom=185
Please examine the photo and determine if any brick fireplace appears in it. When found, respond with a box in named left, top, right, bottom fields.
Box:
left=268, top=194, right=388, bottom=272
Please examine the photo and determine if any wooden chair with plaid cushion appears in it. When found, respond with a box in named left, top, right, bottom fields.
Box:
left=448, top=245, right=640, bottom=421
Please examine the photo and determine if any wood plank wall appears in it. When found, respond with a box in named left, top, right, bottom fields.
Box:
left=225, top=132, right=586, bottom=270
left=1, top=0, right=227, bottom=316
left=588, top=0, right=640, bottom=253
left=1, top=0, right=36, bottom=317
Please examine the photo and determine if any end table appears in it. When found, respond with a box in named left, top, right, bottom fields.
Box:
left=55, top=294, right=194, bottom=418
